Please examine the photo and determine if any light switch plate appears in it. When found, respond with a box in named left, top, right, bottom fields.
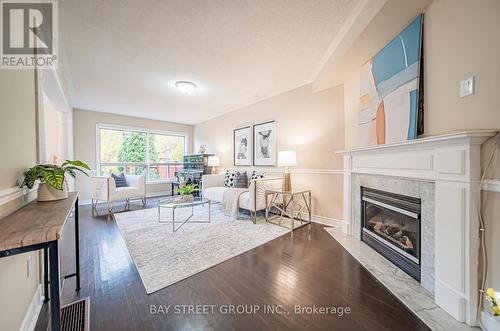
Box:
left=460, top=76, right=474, bottom=98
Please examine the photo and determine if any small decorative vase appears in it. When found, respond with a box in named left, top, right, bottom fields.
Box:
left=179, top=194, right=193, bottom=203
left=37, top=181, right=68, bottom=201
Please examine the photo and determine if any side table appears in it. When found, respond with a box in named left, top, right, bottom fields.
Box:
left=265, top=190, right=312, bottom=231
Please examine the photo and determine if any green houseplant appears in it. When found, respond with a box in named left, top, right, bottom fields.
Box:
left=175, top=183, right=199, bottom=203
left=20, top=160, right=90, bottom=201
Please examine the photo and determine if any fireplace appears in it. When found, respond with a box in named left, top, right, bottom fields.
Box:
left=361, top=187, right=421, bottom=281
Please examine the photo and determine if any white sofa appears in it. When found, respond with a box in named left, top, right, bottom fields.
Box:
left=91, top=175, right=146, bottom=219
left=202, top=173, right=282, bottom=223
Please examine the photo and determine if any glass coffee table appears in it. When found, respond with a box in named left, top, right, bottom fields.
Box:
left=157, top=197, right=211, bottom=232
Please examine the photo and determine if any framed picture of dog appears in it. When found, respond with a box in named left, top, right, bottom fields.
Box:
left=234, top=126, right=252, bottom=166
left=253, top=121, right=276, bottom=166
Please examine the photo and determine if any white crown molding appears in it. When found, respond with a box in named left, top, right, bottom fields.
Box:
left=310, top=0, right=387, bottom=84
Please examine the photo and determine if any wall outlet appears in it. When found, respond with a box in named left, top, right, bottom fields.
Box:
left=27, top=255, right=32, bottom=278
left=460, top=76, right=475, bottom=98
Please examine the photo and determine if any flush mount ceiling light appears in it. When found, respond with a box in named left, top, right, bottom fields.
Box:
left=175, top=81, right=197, bottom=94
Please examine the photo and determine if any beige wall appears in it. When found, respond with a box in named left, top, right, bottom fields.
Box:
left=73, top=109, right=194, bottom=201
left=339, top=0, right=500, bottom=291
left=43, top=94, right=63, bottom=164
left=342, top=0, right=500, bottom=148
left=424, top=0, right=500, bottom=135
left=0, top=71, right=38, bottom=188
left=194, top=84, right=345, bottom=220
left=0, top=70, right=41, bottom=331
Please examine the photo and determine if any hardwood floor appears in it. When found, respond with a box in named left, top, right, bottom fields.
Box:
left=35, top=199, right=430, bottom=331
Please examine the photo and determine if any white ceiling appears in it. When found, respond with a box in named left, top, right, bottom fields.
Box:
left=60, top=0, right=359, bottom=124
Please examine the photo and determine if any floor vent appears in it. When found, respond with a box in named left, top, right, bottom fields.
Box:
left=61, top=297, right=90, bottom=331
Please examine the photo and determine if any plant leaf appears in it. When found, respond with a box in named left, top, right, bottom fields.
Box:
left=62, top=160, right=91, bottom=170
left=20, top=166, right=43, bottom=189
left=66, top=168, right=77, bottom=178
left=63, top=166, right=89, bottom=177
left=41, top=168, right=65, bottom=190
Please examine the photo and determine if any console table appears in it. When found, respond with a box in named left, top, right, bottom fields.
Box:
left=0, top=192, right=80, bottom=331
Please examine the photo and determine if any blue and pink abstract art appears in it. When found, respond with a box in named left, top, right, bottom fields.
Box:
left=358, top=15, right=423, bottom=146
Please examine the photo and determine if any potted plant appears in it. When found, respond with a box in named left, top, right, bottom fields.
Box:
left=486, top=288, right=500, bottom=317
left=20, top=160, right=90, bottom=201
left=175, top=183, right=199, bottom=203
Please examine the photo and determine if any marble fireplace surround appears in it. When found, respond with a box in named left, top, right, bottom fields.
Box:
left=354, top=175, right=435, bottom=294
left=339, top=130, right=497, bottom=326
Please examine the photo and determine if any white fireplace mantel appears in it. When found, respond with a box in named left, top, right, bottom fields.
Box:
left=338, top=130, right=498, bottom=326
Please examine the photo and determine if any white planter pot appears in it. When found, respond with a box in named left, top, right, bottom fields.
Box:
left=37, top=181, right=68, bottom=201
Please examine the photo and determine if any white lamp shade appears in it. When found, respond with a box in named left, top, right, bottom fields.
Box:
left=277, top=151, right=297, bottom=167
left=207, top=156, right=220, bottom=167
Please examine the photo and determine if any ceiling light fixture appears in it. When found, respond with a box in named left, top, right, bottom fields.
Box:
left=175, top=81, right=197, bottom=94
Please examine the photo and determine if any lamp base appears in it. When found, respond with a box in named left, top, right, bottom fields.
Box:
left=283, top=168, right=291, bottom=192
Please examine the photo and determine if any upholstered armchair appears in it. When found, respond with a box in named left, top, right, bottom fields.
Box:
left=91, top=175, right=146, bottom=219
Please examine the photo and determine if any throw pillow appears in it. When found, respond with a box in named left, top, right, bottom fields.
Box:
left=233, top=171, right=248, bottom=188
left=224, top=170, right=235, bottom=187
left=250, top=170, right=265, bottom=181
left=249, top=171, right=265, bottom=187
left=111, top=173, right=127, bottom=188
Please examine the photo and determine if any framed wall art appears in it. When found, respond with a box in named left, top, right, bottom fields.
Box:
left=233, top=126, right=252, bottom=166
left=253, top=121, right=276, bottom=166
left=358, top=14, right=424, bottom=146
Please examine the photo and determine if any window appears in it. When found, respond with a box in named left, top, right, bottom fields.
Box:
left=97, top=125, right=185, bottom=182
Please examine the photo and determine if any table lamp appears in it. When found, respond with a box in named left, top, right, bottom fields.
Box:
left=207, top=156, right=220, bottom=174
left=278, top=151, right=297, bottom=192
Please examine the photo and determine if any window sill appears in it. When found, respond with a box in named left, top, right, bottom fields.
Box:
left=147, top=180, right=176, bottom=185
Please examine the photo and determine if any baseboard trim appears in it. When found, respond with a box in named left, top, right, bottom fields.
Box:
left=19, top=284, right=44, bottom=331
left=291, top=210, right=344, bottom=228
left=311, top=214, right=345, bottom=228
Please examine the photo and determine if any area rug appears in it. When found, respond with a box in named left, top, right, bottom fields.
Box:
left=114, top=204, right=299, bottom=294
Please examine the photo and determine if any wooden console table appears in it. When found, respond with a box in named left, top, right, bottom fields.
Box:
left=0, top=192, right=80, bottom=331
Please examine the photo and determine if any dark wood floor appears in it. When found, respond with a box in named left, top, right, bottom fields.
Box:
left=35, top=199, right=429, bottom=331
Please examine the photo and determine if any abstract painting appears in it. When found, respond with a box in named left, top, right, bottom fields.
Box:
left=234, top=126, right=252, bottom=166
left=253, top=121, right=276, bottom=166
left=358, top=14, right=423, bottom=146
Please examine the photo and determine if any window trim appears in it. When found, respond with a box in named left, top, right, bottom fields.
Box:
left=95, top=123, right=188, bottom=183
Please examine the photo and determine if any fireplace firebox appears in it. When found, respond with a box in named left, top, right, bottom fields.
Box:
left=361, top=187, right=421, bottom=281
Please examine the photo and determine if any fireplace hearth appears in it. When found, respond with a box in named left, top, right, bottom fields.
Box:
left=361, top=187, right=421, bottom=281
